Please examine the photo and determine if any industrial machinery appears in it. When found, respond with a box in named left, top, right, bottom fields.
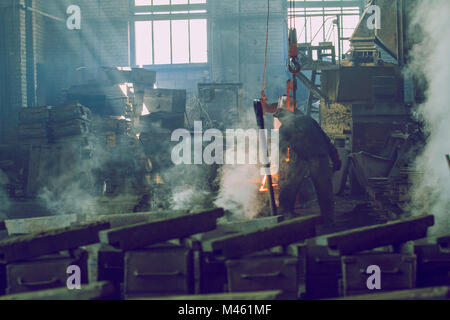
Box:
left=294, top=0, right=422, bottom=196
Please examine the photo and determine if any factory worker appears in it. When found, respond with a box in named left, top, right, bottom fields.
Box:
left=261, top=93, right=341, bottom=227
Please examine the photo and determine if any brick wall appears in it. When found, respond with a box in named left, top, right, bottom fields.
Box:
left=0, top=0, right=27, bottom=143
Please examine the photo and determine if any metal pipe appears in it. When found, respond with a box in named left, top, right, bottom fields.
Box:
left=295, top=72, right=328, bottom=102
left=253, top=100, right=277, bottom=217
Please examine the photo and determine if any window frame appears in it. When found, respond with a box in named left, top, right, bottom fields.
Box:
left=130, top=0, right=209, bottom=67
left=287, top=0, right=364, bottom=60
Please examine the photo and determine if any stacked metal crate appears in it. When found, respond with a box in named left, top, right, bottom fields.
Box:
left=341, top=251, right=417, bottom=296
left=294, top=244, right=342, bottom=299
left=140, top=89, right=186, bottom=131
left=0, top=222, right=110, bottom=297
left=91, top=116, right=131, bottom=148
left=18, top=106, right=52, bottom=146
left=197, top=216, right=320, bottom=300
left=16, top=104, right=95, bottom=198
left=138, top=89, right=187, bottom=177
left=225, top=253, right=300, bottom=300
left=97, top=209, right=224, bottom=299
left=96, top=244, right=195, bottom=299
left=328, top=215, right=434, bottom=298
left=96, top=210, right=308, bottom=299
left=17, top=107, right=53, bottom=197
left=414, top=237, right=450, bottom=288
left=49, top=103, right=92, bottom=144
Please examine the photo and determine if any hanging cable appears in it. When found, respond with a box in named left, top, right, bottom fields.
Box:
left=262, top=0, right=270, bottom=96
left=293, top=0, right=296, bottom=28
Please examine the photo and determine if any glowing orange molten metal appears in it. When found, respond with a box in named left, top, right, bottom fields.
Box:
left=259, top=174, right=279, bottom=193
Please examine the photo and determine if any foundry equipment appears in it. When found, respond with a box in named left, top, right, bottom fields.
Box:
left=253, top=100, right=277, bottom=217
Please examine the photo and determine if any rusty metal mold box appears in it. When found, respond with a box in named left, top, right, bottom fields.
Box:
left=225, top=254, right=299, bottom=300
left=5, top=250, right=88, bottom=295
left=199, top=252, right=228, bottom=294
left=303, top=245, right=342, bottom=299
left=0, top=262, right=5, bottom=296
left=124, top=244, right=194, bottom=298
left=342, top=253, right=416, bottom=297
left=414, top=243, right=450, bottom=287
left=97, top=244, right=124, bottom=283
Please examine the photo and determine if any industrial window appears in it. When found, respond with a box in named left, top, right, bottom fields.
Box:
left=132, top=0, right=208, bottom=66
left=288, top=0, right=363, bottom=60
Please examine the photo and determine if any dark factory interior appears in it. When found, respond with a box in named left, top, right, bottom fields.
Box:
left=0, top=0, right=449, bottom=302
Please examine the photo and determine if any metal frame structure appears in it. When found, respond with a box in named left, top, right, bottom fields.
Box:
left=287, top=0, right=366, bottom=61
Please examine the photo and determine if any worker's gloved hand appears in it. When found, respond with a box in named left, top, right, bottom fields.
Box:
left=261, top=90, right=268, bottom=107
left=332, top=158, right=342, bottom=172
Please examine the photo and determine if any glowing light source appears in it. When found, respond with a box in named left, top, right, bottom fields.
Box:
left=259, top=174, right=279, bottom=193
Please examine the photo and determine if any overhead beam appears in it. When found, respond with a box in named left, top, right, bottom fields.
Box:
left=133, top=13, right=207, bottom=21
left=288, top=1, right=362, bottom=9
left=132, top=3, right=206, bottom=13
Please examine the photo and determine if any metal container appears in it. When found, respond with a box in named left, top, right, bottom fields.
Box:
left=97, top=244, right=124, bottom=283
left=50, top=103, right=92, bottom=123
left=124, top=244, right=194, bottom=298
left=342, top=253, right=416, bottom=297
left=225, top=253, right=299, bottom=300
left=0, top=262, right=6, bottom=296
left=303, top=245, right=342, bottom=299
left=5, top=250, right=88, bottom=295
left=19, top=106, right=52, bottom=124
left=143, top=89, right=186, bottom=114
left=414, top=243, right=450, bottom=287
left=50, top=119, right=91, bottom=140
left=199, top=252, right=228, bottom=294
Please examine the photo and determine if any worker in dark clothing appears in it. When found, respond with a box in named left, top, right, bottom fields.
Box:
left=262, top=96, right=341, bottom=226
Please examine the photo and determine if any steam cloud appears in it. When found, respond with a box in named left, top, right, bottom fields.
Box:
left=36, top=139, right=109, bottom=215
left=214, top=163, right=263, bottom=220
left=408, top=0, right=450, bottom=235
left=214, top=108, right=268, bottom=220
left=165, top=164, right=218, bottom=211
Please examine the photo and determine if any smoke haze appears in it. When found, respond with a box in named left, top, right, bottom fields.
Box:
left=408, top=0, right=450, bottom=235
